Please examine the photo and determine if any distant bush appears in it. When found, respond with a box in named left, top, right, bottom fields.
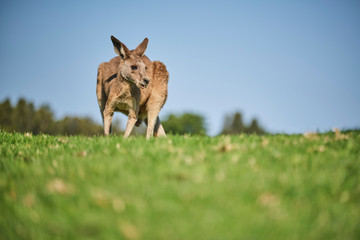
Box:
left=162, top=113, right=207, bottom=135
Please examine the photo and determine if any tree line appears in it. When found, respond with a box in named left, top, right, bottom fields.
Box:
left=162, top=112, right=266, bottom=135
left=0, top=98, right=122, bottom=136
left=0, top=98, right=266, bottom=136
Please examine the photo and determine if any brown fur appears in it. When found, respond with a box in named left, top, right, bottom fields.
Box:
left=96, top=36, right=169, bottom=139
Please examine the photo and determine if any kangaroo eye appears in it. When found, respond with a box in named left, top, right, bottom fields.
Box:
left=131, top=65, right=138, bottom=70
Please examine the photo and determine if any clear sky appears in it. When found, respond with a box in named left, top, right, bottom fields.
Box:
left=1, top=0, right=359, bottom=135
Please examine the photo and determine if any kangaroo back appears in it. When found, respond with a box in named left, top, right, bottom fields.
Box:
left=150, top=61, right=169, bottom=108
left=96, top=67, right=105, bottom=121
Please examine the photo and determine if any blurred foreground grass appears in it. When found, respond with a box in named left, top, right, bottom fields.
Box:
left=0, top=130, right=359, bottom=239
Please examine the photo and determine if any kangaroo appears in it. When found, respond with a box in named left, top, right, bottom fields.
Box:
left=96, top=36, right=169, bottom=139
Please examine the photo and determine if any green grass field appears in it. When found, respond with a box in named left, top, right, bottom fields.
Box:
left=1, top=130, right=359, bottom=240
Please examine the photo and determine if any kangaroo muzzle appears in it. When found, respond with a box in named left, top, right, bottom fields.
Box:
left=140, top=78, right=150, bottom=88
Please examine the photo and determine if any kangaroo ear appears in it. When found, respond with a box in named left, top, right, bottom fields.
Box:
left=111, top=35, right=130, bottom=59
left=134, top=38, right=148, bottom=57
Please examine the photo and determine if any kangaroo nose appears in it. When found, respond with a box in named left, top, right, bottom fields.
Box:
left=143, top=78, right=150, bottom=85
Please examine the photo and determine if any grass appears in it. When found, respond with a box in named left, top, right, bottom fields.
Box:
left=0, top=130, right=359, bottom=240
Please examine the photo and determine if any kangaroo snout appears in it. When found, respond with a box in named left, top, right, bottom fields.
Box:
left=139, top=78, right=150, bottom=89
left=143, top=78, right=150, bottom=86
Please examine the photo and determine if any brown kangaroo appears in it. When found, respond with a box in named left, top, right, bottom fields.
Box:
left=96, top=36, right=169, bottom=139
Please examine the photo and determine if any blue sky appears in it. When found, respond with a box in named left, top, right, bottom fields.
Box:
left=1, top=0, right=359, bottom=135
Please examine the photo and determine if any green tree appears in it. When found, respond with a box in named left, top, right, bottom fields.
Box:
left=13, top=98, right=35, bottom=133
left=221, top=112, right=245, bottom=135
left=220, top=111, right=266, bottom=135
left=0, top=98, right=14, bottom=131
left=56, top=117, right=103, bottom=136
left=246, top=119, right=266, bottom=135
left=32, top=105, right=56, bottom=134
left=162, top=113, right=207, bottom=135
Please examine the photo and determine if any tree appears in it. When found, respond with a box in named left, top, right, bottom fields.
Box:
left=162, top=113, right=207, bottom=135
left=246, top=119, right=266, bottom=135
left=32, top=105, right=56, bottom=134
left=56, top=117, right=103, bottom=136
left=13, top=98, right=35, bottom=133
left=0, top=98, right=14, bottom=131
left=220, top=111, right=266, bottom=135
left=221, top=112, right=245, bottom=135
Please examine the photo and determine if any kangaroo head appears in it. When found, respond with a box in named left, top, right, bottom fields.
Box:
left=111, top=36, right=150, bottom=89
